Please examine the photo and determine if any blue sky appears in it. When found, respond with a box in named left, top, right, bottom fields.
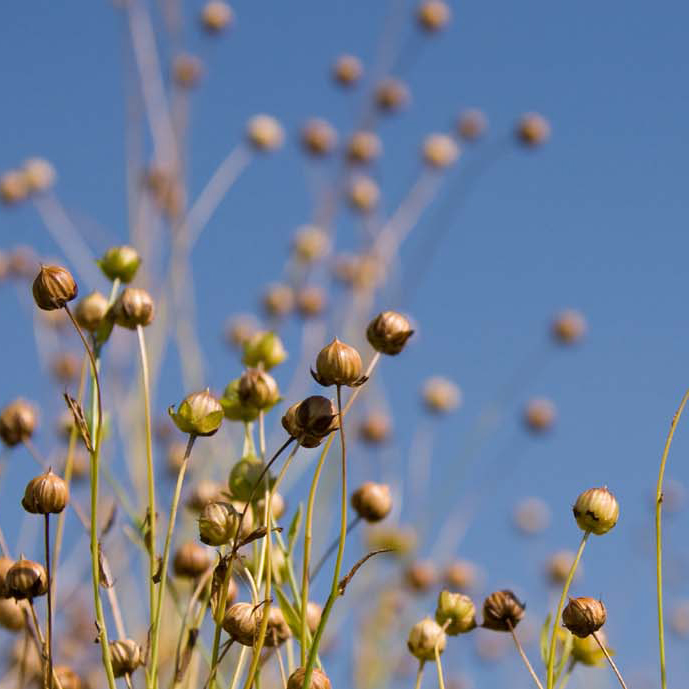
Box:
left=1, top=1, right=689, bottom=687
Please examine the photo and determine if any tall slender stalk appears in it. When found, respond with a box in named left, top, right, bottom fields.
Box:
left=655, top=387, right=689, bottom=689
left=592, top=632, right=628, bottom=689
left=433, top=621, right=449, bottom=689
left=413, top=661, right=425, bottom=689
left=507, top=620, right=544, bottom=689
left=43, top=515, right=53, bottom=689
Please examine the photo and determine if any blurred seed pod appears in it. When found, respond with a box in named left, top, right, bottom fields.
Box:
left=264, top=606, right=291, bottom=646
left=296, top=286, right=327, bottom=319
left=346, top=131, right=382, bottom=165
left=0, top=398, right=38, bottom=447
left=367, top=525, right=417, bottom=556
left=109, top=639, right=143, bottom=677
left=407, top=617, right=446, bottom=661
left=56, top=409, right=76, bottom=442
left=242, top=331, right=287, bottom=370
left=292, top=226, right=330, bottom=263
left=185, top=480, right=225, bottom=512
left=209, top=574, right=238, bottom=616
left=333, top=252, right=385, bottom=291
left=0, top=170, right=29, bottom=205
left=32, top=264, right=78, bottom=311
left=74, top=291, right=109, bottom=332
left=7, top=246, right=39, bottom=280
left=201, top=1, right=233, bottom=33
left=571, top=629, right=609, bottom=666
left=111, top=287, right=155, bottom=329
left=456, top=109, right=487, bottom=141
left=523, top=397, right=556, bottom=432
left=359, top=410, right=391, bottom=445
left=301, top=118, right=338, bottom=156
left=256, top=491, right=286, bottom=520
left=228, top=455, right=274, bottom=501
left=22, top=158, right=56, bottom=193
left=551, top=309, right=586, bottom=345
left=367, top=310, right=414, bottom=355
left=287, top=667, right=331, bottom=689
left=262, top=283, right=295, bottom=318
left=0, top=556, right=16, bottom=597
left=60, top=448, right=89, bottom=482
left=404, top=560, right=437, bottom=593
left=173, top=542, right=213, bottom=579
left=422, top=133, right=459, bottom=168
left=22, top=468, right=69, bottom=514
left=5, top=558, right=48, bottom=599
left=173, top=54, right=204, bottom=89
left=312, top=337, right=364, bottom=387
left=224, top=314, right=261, bottom=350
left=444, top=560, right=479, bottom=592
left=374, top=78, right=410, bottom=113
left=222, top=601, right=261, bottom=646
left=246, top=114, right=284, bottom=152
left=305, top=601, right=322, bottom=634
left=347, top=175, right=380, bottom=213
left=351, top=482, right=392, bottom=523
left=0, top=597, right=25, bottom=631
left=435, top=590, right=477, bottom=635
left=670, top=600, right=689, bottom=638
left=513, top=497, right=550, bottom=535
left=572, top=486, right=619, bottom=535
left=422, top=377, right=461, bottom=414
left=417, top=0, right=451, bottom=31
left=481, top=590, right=525, bottom=631
left=52, top=666, right=83, bottom=689
left=98, top=246, right=141, bottom=284
left=515, top=112, right=550, bottom=147
left=332, top=54, right=363, bottom=86
left=652, top=478, right=686, bottom=514
left=144, top=165, right=183, bottom=219
left=50, top=352, right=81, bottom=384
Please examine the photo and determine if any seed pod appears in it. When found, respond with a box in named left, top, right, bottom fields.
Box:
left=456, top=109, right=487, bottom=141
left=0, top=399, right=38, bottom=447
left=169, top=389, right=224, bottom=437
left=312, top=338, right=364, bottom=387
left=351, top=482, right=392, bottom=522
left=262, top=283, right=295, bottom=318
left=50, top=352, right=80, bottom=384
left=513, top=497, right=550, bottom=535
left=367, top=310, right=414, bottom=355
left=22, top=158, right=56, bottom=193
left=238, top=369, right=280, bottom=410
left=562, top=597, right=606, bottom=638
left=98, top=246, right=141, bottom=284
left=347, top=175, right=379, bottom=213
left=228, top=455, right=274, bottom=501
left=359, top=411, right=391, bottom=444
left=220, top=379, right=261, bottom=423
left=407, top=617, right=446, bottom=661
left=198, top=501, right=243, bottom=546
left=572, top=487, right=619, bottom=535
left=375, top=78, right=410, bottom=113
left=435, top=591, right=477, bottom=635
left=111, top=287, right=154, bottom=329
left=287, top=667, right=331, bottom=689
left=367, top=525, right=417, bottom=556
left=523, top=398, right=556, bottom=432
left=52, top=666, right=82, bottom=689
left=209, top=571, right=238, bottom=615
left=109, top=639, right=143, bottom=677
left=333, top=252, right=385, bottom=291
left=265, top=606, right=291, bottom=646
left=405, top=561, right=437, bottom=593
left=546, top=551, right=581, bottom=585
left=305, top=601, right=322, bottom=634
left=516, top=113, right=550, bottom=147
left=417, top=0, right=451, bottom=31
left=185, top=480, right=226, bottom=512
left=0, top=556, right=16, bottom=597
left=0, top=597, right=25, bottom=631
left=422, top=134, right=459, bottom=168
left=246, top=114, right=284, bottom=152
left=5, top=558, right=48, bottom=599
left=444, top=560, right=478, bottom=592
left=482, top=590, right=525, bottom=631
left=256, top=491, right=286, bottom=520
left=281, top=395, right=339, bottom=447
left=224, top=314, right=260, bottom=350
left=551, top=309, right=586, bottom=345
left=243, top=331, right=287, bottom=370
left=422, top=377, right=461, bottom=413
left=201, top=0, right=233, bottom=33
left=571, top=629, right=609, bottom=666
left=173, top=54, right=204, bottom=89
left=22, top=468, right=69, bottom=514
left=301, top=118, right=338, bottom=156
left=61, top=449, right=89, bottom=482
left=222, top=601, right=261, bottom=645
left=346, top=131, right=382, bottom=165
left=0, top=171, right=29, bottom=205
left=292, top=226, right=330, bottom=264
left=332, top=54, right=363, bottom=86
left=296, top=286, right=326, bottom=319
left=173, top=542, right=213, bottom=578
left=32, top=264, right=78, bottom=311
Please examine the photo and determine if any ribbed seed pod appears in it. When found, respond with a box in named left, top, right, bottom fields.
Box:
left=32, top=264, right=78, bottom=311
left=22, top=468, right=69, bottom=514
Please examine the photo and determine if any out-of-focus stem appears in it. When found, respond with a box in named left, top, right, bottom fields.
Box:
left=508, top=620, right=544, bottom=689
left=593, top=632, right=628, bottom=689
left=413, top=660, right=425, bottom=689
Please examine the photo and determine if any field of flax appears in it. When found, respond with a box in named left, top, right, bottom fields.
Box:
left=1, top=2, right=689, bottom=689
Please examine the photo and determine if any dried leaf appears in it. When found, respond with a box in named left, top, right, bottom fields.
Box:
left=338, top=549, right=391, bottom=595
left=287, top=503, right=303, bottom=554
left=98, top=545, right=113, bottom=588
left=63, top=393, right=93, bottom=452
left=236, top=525, right=283, bottom=550
left=175, top=628, right=199, bottom=681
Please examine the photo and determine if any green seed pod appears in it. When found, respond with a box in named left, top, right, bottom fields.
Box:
left=32, top=264, right=78, bottom=311
left=220, top=378, right=260, bottom=422
left=198, top=501, right=243, bottom=546
left=242, top=331, right=287, bottom=370
left=435, top=590, right=476, bottom=635
left=228, top=455, right=274, bottom=502
left=407, top=617, right=446, bottom=661
left=97, top=246, right=141, bottom=283
left=169, top=389, right=224, bottom=437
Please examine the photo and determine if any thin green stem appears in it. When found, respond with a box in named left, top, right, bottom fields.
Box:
left=593, top=631, right=628, bottom=689
left=555, top=659, right=575, bottom=689
left=508, top=620, right=544, bottom=689
left=655, top=387, right=689, bottom=689
left=434, top=621, right=449, bottom=689
left=546, top=530, right=589, bottom=689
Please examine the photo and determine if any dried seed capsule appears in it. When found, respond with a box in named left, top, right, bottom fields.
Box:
left=98, top=246, right=141, bottom=283
left=572, top=487, right=619, bottom=535
left=52, top=666, right=82, bottom=689
left=0, top=170, right=29, bottom=205
left=422, top=377, right=461, bottom=413
left=0, top=556, right=16, bottom=597
left=332, top=54, right=363, bottom=86
left=435, top=590, right=477, bottom=635
left=347, top=175, right=379, bottom=213
left=262, top=283, right=295, bottom=318
left=22, top=468, right=69, bottom=514
left=482, top=590, right=525, bottom=631
left=0, top=597, right=25, bottom=631
left=229, top=455, right=274, bottom=501
left=359, top=411, right=391, bottom=444
left=173, top=542, right=213, bottom=578
left=173, top=54, right=204, bottom=89
left=296, top=286, right=326, bottom=319
left=238, top=369, right=280, bottom=410
left=312, top=338, right=364, bottom=387
left=546, top=551, right=581, bottom=585
left=292, top=226, right=330, bottom=264
left=367, top=310, right=414, bottom=355
left=32, top=264, right=78, bottom=311
left=346, top=131, right=382, bottom=165
left=351, top=482, right=392, bottom=522
left=246, top=114, right=284, bottom=152
left=417, top=0, right=451, bottom=31
left=201, top=0, right=233, bottom=33
left=305, top=601, right=322, bottom=634
left=523, top=398, right=556, bottom=432
left=375, top=78, right=410, bottom=113
left=562, top=597, right=606, bottom=638
left=0, top=399, right=38, bottom=447
left=287, top=667, right=331, bottom=689
left=220, top=378, right=261, bottom=423
left=405, top=560, right=437, bottom=593
left=407, top=617, right=446, bottom=661
left=281, top=396, right=339, bottom=447
left=301, top=118, right=338, bottom=156
left=422, top=134, right=459, bottom=168
left=243, top=331, right=287, bottom=370
left=551, top=309, right=586, bottom=345
left=571, top=629, right=608, bottom=666
left=444, top=560, right=479, bottom=592
left=223, top=601, right=262, bottom=645
left=73, top=290, right=107, bottom=332
left=265, top=606, right=291, bottom=646
left=198, top=501, right=243, bottom=546
left=50, top=352, right=80, bottom=384
left=22, top=158, right=56, bottom=193
left=169, top=389, right=224, bottom=437
left=456, top=109, right=487, bottom=141
left=111, top=287, right=154, bottom=329
left=109, top=639, right=143, bottom=677
left=5, top=558, right=48, bottom=599
left=185, top=480, right=224, bottom=512
left=209, top=572, right=238, bottom=615
left=516, top=113, right=550, bottom=147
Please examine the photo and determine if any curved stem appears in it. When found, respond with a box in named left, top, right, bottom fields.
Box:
left=655, top=387, right=689, bottom=689
left=547, top=530, right=589, bottom=689
left=507, top=620, right=544, bottom=689
left=310, top=515, right=362, bottom=582
left=592, top=631, right=628, bottom=689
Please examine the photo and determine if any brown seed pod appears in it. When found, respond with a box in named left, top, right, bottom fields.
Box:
left=347, top=175, right=380, bottom=213
left=22, top=468, right=69, bottom=514
left=312, top=338, right=364, bottom=387
left=351, top=482, right=392, bottom=522
left=52, top=665, right=82, bottom=689
left=173, top=542, right=213, bottom=579
left=301, top=118, right=338, bottom=156
left=367, top=310, right=414, bottom=355
left=482, top=590, right=525, bottom=631
left=287, top=667, right=331, bottom=689
left=572, top=486, right=619, bottom=535
left=109, top=639, right=143, bottom=677
left=546, top=551, right=582, bottom=585
left=238, top=369, right=280, bottom=410
left=367, top=524, right=417, bottom=556
left=111, top=287, right=155, bottom=329
left=5, top=558, right=48, bottom=599
left=516, top=113, right=551, bottom=147
left=422, top=134, right=459, bottom=169
left=23, top=158, right=56, bottom=193
left=435, top=590, right=477, bottom=635
left=305, top=601, right=322, bottom=634
left=562, top=596, right=606, bottom=638
left=0, top=597, right=25, bottom=631
left=513, top=497, right=550, bottom=535
left=375, top=78, right=410, bottom=113
left=201, top=0, right=233, bottom=33
left=456, top=109, right=488, bottom=141
left=209, top=573, right=238, bottom=616
left=359, top=411, right=391, bottom=445
left=407, top=617, right=447, bottom=661
left=404, top=560, right=437, bottom=593
left=262, top=283, right=294, bottom=318
left=551, top=309, right=587, bottom=344
left=281, top=395, right=339, bottom=447
left=32, top=264, right=78, bottom=311
left=256, top=491, right=286, bottom=520
left=296, top=286, right=326, bottom=319
left=246, top=114, right=284, bottom=152
left=0, top=399, right=38, bottom=447
left=7, top=246, right=39, bottom=279
left=222, top=601, right=262, bottom=646
left=264, top=606, right=291, bottom=646
left=50, top=352, right=81, bottom=384
left=292, top=226, right=330, bottom=264
left=0, top=170, right=29, bottom=205
left=224, top=314, right=261, bottom=350
left=523, top=398, right=556, bottom=432
left=173, top=54, right=204, bottom=89
left=422, top=377, right=461, bottom=414
left=444, top=560, right=479, bottom=592
left=417, top=0, right=451, bottom=31
left=346, top=131, right=382, bottom=165
left=332, top=54, right=363, bottom=86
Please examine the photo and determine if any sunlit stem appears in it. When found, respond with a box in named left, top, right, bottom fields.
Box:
left=593, top=631, right=628, bottom=689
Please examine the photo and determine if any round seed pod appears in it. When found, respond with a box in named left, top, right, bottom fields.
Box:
left=242, top=331, right=287, bottom=370
left=367, top=524, right=417, bottom=557
left=546, top=551, right=581, bottom=585
left=173, top=54, right=204, bottom=89
left=375, top=78, right=410, bottom=113
left=32, top=264, right=78, bottom=311
left=256, top=491, right=286, bottom=520
left=98, top=246, right=141, bottom=284
left=198, top=501, right=243, bottom=546
left=422, top=134, right=459, bottom=168
left=23, top=158, right=56, bottom=193
left=222, top=601, right=261, bottom=646
left=209, top=574, right=239, bottom=616
left=52, top=666, right=82, bottom=689
left=571, top=629, right=608, bottom=666
left=22, top=468, right=69, bottom=514
left=60, top=449, right=89, bottom=482
left=5, top=558, right=48, bottom=599
left=0, top=556, right=16, bottom=597
left=359, top=411, right=391, bottom=445
left=312, top=338, right=363, bottom=387
left=405, top=560, right=437, bottom=593
left=301, top=118, right=338, bottom=156
left=246, top=114, right=284, bottom=152
left=265, top=606, right=291, bottom=646
left=367, top=310, right=414, bottom=355
left=169, top=389, right=224, bottom=437
left=346, top=131, right=382, bottom=165
left=281, top=395, right=339, bottom=448
left=228, top=455, right=274, bottom=502
left=173, top=542, right=213, bottom=579
left=456, top=109, right=487, bottom=141
left=422, top=377, right=461, bottom=414
left=516, top=113, right=550, bottom=147
left=435, top=591, right=477, bottom=635
left=670, top=601, right=689, bottom=638
left=224, top=314, right=260, bottom=350
left=0, top=170, right=29, bottom=205
left=109, top=639, right=143, bottom=677
left=347, top=175, right=379, bottom=213
left=305, top=601, right=322, bottom=634
left=185, top=480, right=224, bottom=512
left=262, top=283, right=294, bottom=318
left=481, top=590, right=525, bottom=631
left=551, top=309, right=586, bottom=345
left=220, top=378, right=260, bottom=423
left=0, top=399, right=38, bottom=447
left=292, top=226, right=330, bottom=264
left=238, top=369, right=280, bottom=411
left=287, top=667, right=331, bottom=689
left=572, top=487, right=619, bottom=535
left=444, top=560, right=479, bottom=592
left=513, top=497, right=550, bottom=535
left=351, top=482, right=392, bottom=522
left=111, top=287, right=154, bottom=329
left=407, top=617, right=446, bottom=661
left=0, top=597, right=25, bottom=631
left=7, top=246, right=38, bottom=280
left=296, top=286, right=326, bottom=319
left=50, top=352, right=80, bottom=384
left=562, top=597, right=606, bottom=638
left=201, top=1, right=233, bottom=33
left=332, top=54, right=363, bottom=86
left=417, top=0, right=451, bottom=31
left=523, top=398, right=556, bottom=433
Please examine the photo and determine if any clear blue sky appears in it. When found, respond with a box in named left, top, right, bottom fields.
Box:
left=1, top=1, right=689, bottom=688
